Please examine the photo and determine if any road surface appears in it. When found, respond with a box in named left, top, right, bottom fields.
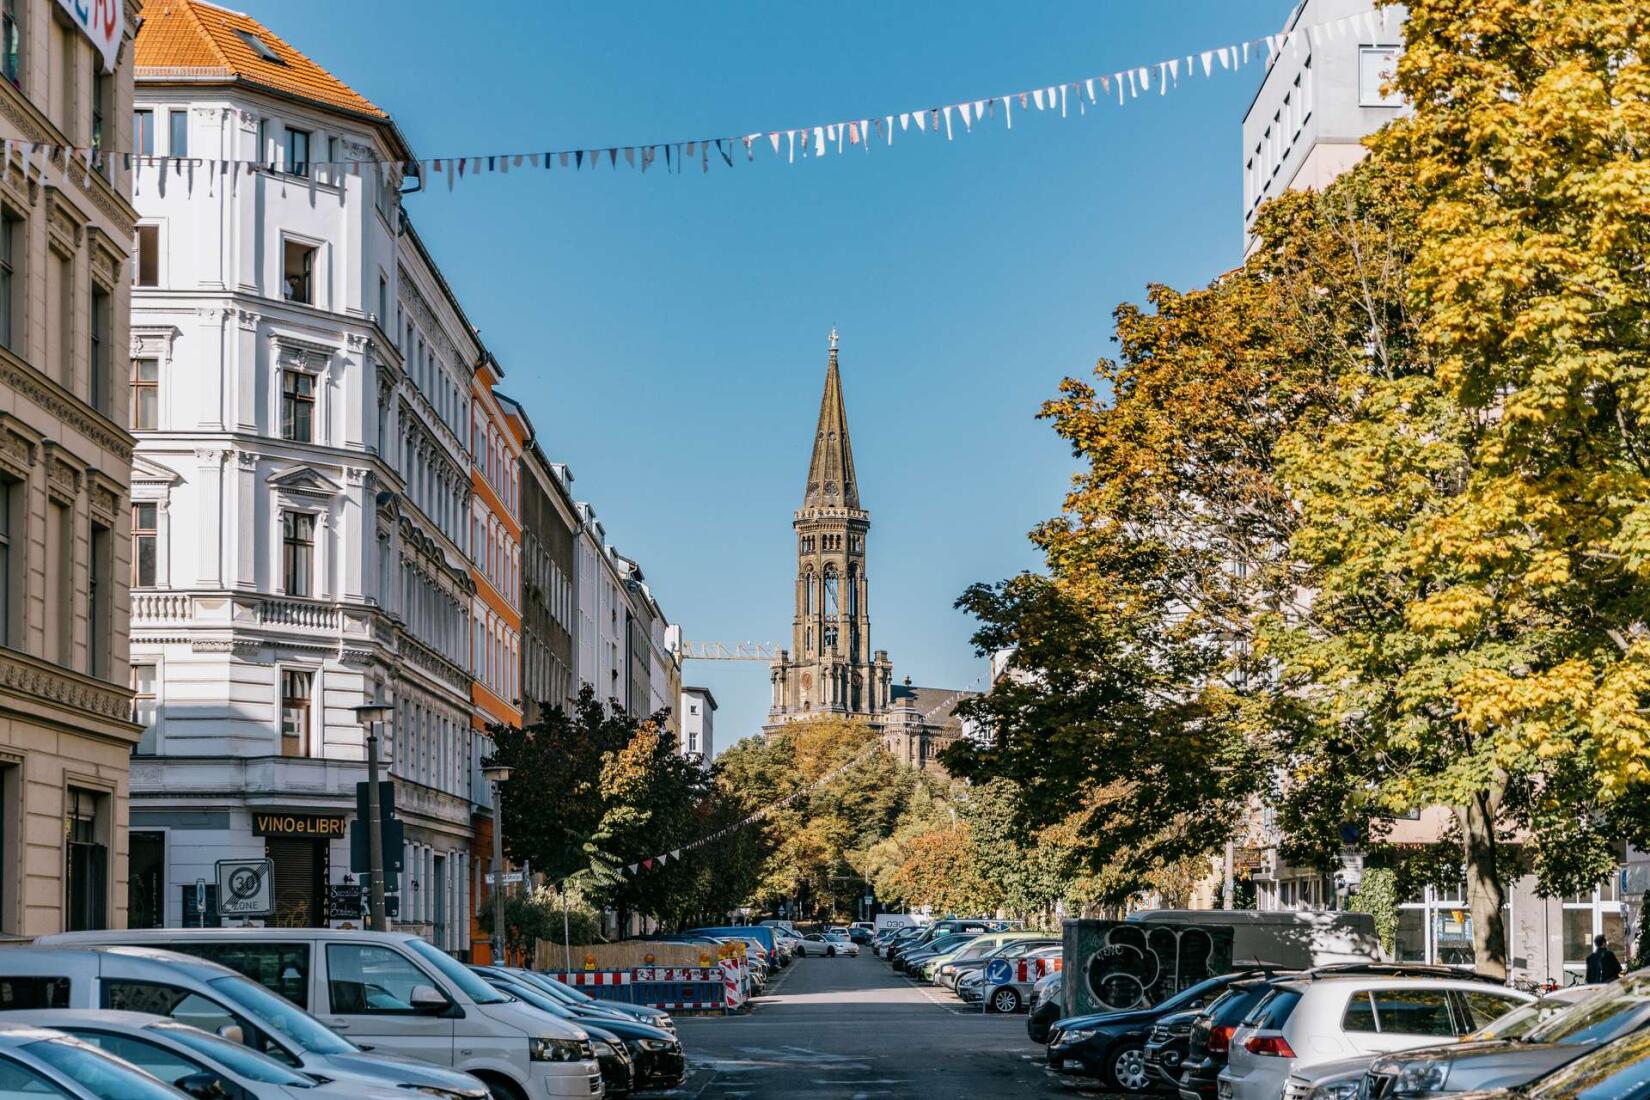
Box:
left=667, top=951, right=1118, bottom=1099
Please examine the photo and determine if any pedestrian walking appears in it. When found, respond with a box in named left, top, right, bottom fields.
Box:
left=1586, top=934, right=1623, bottom=984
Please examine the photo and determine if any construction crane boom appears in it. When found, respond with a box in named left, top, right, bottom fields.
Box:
left=677, top=641, right=782, bottom=661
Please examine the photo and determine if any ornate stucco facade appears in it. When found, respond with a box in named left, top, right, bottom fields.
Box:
left=0, top=0, right=143, bottom=935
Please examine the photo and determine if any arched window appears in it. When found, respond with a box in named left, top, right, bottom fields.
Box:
left=803, top=571, right=815, bottom=615
left=823, top=568, right=839, bottom=616
left=848, top=566, right=859, bottom=617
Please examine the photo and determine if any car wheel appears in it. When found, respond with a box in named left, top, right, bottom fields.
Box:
left=1106, top=1043, right=1150, bottom=1093
left=826, top=946, right=836, bottom=957
left=990, top=987, right=1021, bottom=1014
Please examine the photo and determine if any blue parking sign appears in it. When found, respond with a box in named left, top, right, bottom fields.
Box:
left=985, top=958, right=1013, bottom=986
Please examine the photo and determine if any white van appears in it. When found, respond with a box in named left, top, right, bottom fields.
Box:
left=0, top=945, right=490, bottom=1097
left=39, top=930, right=602, bottom=1099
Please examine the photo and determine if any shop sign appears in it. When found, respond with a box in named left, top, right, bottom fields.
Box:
left=252, top=812, right=348, bottom=837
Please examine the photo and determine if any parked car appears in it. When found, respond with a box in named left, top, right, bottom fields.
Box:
left=1463, top=987, right=1596, bottom=1042
left=0, top=1009, right=407, bottom=1100
left=1440, top=1026, right=1650, bottom=1100
left=486, top=967, right=675, bottom=1034
left=1028, top=971, right=1065, bottom=1044
left=795, top=934, right=858, bottom=957
left=894, top=933, right=978, bottom=974
left=1363, top=973, right=1650, bottom=1098
left=847, top=926, right=875, bottom=946
left=0, top=945, right=491, bottom=1098
left=1177, top=976, right=1286, bottom=1100
left=942, top=937, right=1060, bottom=994
left=35, top=931, right=592, bottom=1098
left=684, top=925, right=783, bottom=968
left=877, top=926, right=924, bottom=959
left=479, top=969, right=685, bottom=1094
left=1144, top=1008, right=1203, bottom=1089
left=0, top=1023, right=193, bottom=1099
left=1219, top=972, right=1534, bottom=1100
left=1048, top=970, right=1278, bottom=1093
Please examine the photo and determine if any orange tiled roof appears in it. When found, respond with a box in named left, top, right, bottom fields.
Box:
left=135, top=1, right=386, bottom=120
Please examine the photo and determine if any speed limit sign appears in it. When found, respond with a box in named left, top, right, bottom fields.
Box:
left=215, top=858, right=274, bottom=917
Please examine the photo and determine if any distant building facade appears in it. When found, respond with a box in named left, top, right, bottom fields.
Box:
left=514, top=404, right=578, bottom=724
left=0, top=0, right=143, bottom=935
left=765, top=333, right=969, bottom=772
left=680, top=686, right=715, bottom=763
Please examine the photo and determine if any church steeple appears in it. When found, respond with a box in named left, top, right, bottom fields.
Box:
left=803, top=327, right=859, bottom=512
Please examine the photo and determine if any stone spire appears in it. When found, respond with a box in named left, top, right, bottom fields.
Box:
left=803, top=328, right=860, bottom=511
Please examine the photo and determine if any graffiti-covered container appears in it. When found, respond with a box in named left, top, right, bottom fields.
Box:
left=1060, top=919, right=1235, bottom=1018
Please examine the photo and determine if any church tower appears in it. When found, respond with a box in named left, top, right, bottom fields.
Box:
left=768, top=331, right=893, bottom=726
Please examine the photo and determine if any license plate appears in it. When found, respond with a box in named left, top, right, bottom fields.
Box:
left=1218, top=1082, right=1233, bottom=1100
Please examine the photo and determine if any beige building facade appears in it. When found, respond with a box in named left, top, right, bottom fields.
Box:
left=0, top=0, right=142, bottom=934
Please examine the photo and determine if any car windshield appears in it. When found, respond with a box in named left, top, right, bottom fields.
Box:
left=206, top=976, right=355, bottom=1055
left=1527, top=1028, right=1650, bottom=1100
left=1523, top=986, right=1650, bottom=1047
left=26, top=1037, right=184, bottom=1100
left=150, top=1022, right=315, bottom=1085
left=1157, top=976, right=1231, bottom=1014
left=407, top=939, right=509, bottom=1004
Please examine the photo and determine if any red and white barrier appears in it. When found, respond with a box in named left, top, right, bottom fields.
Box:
left=1008, top=957, right=1063, bottom=983
left=547, top=971, right=632, bottom=987
left=634, top=967, right=715, bottom=982
left=721, top=959, right=746, bottom=1012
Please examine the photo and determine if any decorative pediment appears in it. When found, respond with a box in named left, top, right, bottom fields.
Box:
left=268, top=465, right=343, bottom=499
left=131, top=455, right=181, bottom=486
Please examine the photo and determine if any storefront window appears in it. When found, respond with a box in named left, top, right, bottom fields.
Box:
left=1562, top=885, right=1627, bottom=978
left=1396, top=909, right=1427, bottom=962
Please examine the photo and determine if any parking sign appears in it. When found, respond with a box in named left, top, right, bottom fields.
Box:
left=215, top=859, right=274, bottom=917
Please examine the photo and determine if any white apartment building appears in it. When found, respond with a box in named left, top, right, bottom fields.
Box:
left=1241, top=0, right=1407, bottom=252
left=126, top=1, right=471, bottom=947
left=679, top=686, right=715, bottom=763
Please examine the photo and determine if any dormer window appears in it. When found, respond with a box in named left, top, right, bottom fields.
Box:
left=235, top=29, right=281, bottom=63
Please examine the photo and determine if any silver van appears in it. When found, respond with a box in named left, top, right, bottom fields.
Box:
left=0, top=946, right=488, bottom=1097
left=40, top=929, right=602, bottom=1099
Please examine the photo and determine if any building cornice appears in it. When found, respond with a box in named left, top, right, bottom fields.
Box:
left=0, top=647, right=139, bottom=742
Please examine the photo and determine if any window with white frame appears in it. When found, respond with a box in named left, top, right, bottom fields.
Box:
left=280, top=368, right=315, bottom=442
left=280, top=669, right=312, bottom=756
left=282, top=512, right=315, bottom=596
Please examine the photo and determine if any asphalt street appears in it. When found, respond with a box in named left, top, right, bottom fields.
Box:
left=665, top=952, right=1124, bottom=1100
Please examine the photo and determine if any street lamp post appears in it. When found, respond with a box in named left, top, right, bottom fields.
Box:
left=352, top=704, right=395, bottom=932
left=483, top=763, right=512, bottom=963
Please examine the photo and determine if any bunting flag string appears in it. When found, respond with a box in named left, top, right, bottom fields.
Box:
left=81, top=7, right=1393, bottom=194
left=608, top=684, right=984, bottom=882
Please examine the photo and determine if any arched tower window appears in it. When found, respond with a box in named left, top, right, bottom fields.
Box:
left=848, top=565, right=859, bottom=618
left=803, top=570, right=815, bottom=615
left=823, top=567, right=839, bottom=617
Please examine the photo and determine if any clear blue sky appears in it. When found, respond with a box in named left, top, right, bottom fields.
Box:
left=236, top=0, right=1296, bottom=750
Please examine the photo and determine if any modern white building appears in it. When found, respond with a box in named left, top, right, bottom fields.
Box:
left=574, top=504, right=630, bottom=711
left=1241, top=0, right=1407, bottom=252
left=679, top=686, right=715, bottom=763
left=126, top=0, right=471, bottom=946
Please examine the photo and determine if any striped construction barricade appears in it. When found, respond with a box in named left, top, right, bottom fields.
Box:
left=545, top=970, right=636, bottom=1005
left=631, top=967, right=728, bottom=1012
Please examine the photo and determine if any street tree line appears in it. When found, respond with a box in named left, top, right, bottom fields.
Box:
left=942, top=0, right=1650, bottom=974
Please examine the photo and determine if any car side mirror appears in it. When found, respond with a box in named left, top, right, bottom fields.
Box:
left=174, top=1072, right=228, bottom=1100
left=409, top=984, right=449, bottom=1014
left=215, top=1023, right=244, bottom=1045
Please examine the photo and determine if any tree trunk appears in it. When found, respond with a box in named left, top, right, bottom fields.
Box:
left=1458, top=792, right=1506, bottom=979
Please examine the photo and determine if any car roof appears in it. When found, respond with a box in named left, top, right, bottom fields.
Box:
left=0, top=1024, right=77, bottom=1051
left=0, top=945, right=240, bottom=978
left=0, top=1010, right=162, bottom=1030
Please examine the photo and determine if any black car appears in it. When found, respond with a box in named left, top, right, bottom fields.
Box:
left=1046, top=971, right=1275, bottom=1094
left=1143, top=1009, right=1200, bottom=1088
left=480, top=973, right=686, bottom=1092
left=1176, top=977, right=1283, bottom=1100
left=1028, top=972, right=1065, bottom=1044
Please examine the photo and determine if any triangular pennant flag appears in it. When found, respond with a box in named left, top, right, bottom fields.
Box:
left=609, top=148, right=618, bottom=167
left=1084, top=79, right=1095, bottom=102
left=530, top=153, right=540, bottom=168
left=624, top=147, right=635, bottom=168
left=742, top=136, right=754, bottom=161
left=884, top=115, right=894, bottom=144
left=574, top=149, right=584, bottom=169
left=559, top=151, right=570, bottom=167
left=656, top=853, right=669, bottom=866
left=717, top=139, right=731, bottom=167
left=642, top=858, right=654, bottom=870
left=786, top=130, right=796, bottom=163
left=914, top=111, right=926, bottom=132
left=627, top=864, right=639, bottom=875
left=1032, top=88, right=1045, bottom=110
left=1218, top=46, right=1232, bottom=69
left=671, top=850, right=681, bottom=860
left=1241, top=42, right=1250, bottom=64
left=1160, top=62, right=1170, bottom=94
left=848, top=121, right=860, bottom=145
left=768, top=131, right=781, bottom=154
left=942, top=104, right=954, bottom=139
left=1004, top=95, right=1013, bottom=129
left=899, top=112, right=910, bottom=130
left=1060, top=83, right=1068, bottom=115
